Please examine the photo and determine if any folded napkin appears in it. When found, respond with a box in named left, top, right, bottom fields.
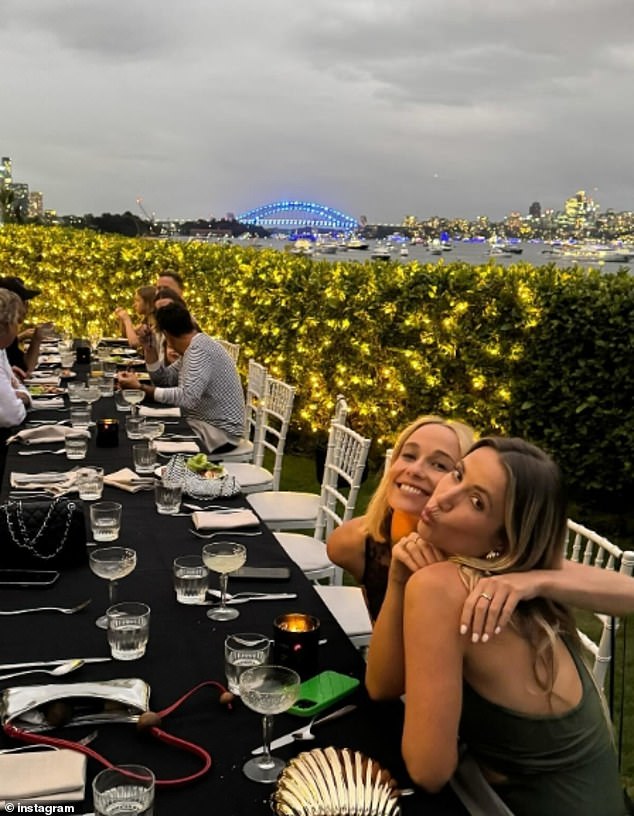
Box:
left=26, top=373, right=61, bottom=385
left=154, top=440, right=200, bottom=454
left=10, top=470, right=79, bottom=494
left=139, top=405, right=181, bottom=418
left=28, top=396, right=65, bottom=410
left=0, top=748, right=86, bottom=803
left=104, top=467, right=155, bottom=493
left=7, top=426, right=90, bottom=445
left=193, top=509, right=260, bottom=530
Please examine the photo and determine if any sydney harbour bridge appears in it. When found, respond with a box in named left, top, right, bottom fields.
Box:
left=236, top=200, right=360, bottom=232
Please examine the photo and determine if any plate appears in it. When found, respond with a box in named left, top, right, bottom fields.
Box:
left=60, top=370, right=77, bottom=379
left=28, top=386, right=66, bottom=396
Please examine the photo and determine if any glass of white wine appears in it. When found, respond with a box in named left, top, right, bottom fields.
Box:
left=122, top=388, right=145, bottom=416
left=89, top=546, right=137, bottom=629
left=201, top=541, right=247, bottom=621
left=239, top=664, right=301, bottom=783
left=140, top=421, right=164, bottom=448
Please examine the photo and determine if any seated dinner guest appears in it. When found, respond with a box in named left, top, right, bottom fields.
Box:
left=0, top=290, right=32, bottom=469
left=327, top=415, right=475, bottom=620
left=0, top=276, right=51, bottom=380
left=366, top=437, right=629, bottom=816
left=114, top=285, right=157, bottom=349
left=118, top=303, right=245, bottom=453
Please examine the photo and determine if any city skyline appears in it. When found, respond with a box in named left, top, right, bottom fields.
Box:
left=1, top=0, right=633, bottom=223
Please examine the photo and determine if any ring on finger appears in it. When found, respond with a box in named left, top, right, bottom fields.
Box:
left=479, top=592, right=493, bottom=602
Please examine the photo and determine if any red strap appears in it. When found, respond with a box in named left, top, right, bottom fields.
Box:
left=4, top=679, right=231, bottom=788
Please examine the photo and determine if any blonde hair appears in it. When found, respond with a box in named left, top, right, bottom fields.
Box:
left=0, top=289, right=23, bottom=333
left=454, top=437, right=579, bottom=693
left=364, top=415, right=475, bottom=543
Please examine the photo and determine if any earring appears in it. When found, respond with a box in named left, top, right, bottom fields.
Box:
left=485, top=550, right=500, bottom=561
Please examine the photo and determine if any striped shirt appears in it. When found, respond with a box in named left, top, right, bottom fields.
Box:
left=147, top=334, right=245, bottom=439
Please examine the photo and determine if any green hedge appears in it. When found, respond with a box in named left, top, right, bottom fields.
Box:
left=1, top=225, right=632, bottom=504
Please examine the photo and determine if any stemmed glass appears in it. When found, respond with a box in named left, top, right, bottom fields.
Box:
left=140, top=421, right=164, bottom=448
left=122, top=388, right=145, bottom=416
left=201, top=541, right=247, bottom=621
left=89, top=546, right=137, bottom=629
left=239, top=665, right=301, bottom=783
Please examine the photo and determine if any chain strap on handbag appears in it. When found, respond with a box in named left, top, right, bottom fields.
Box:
left=4, top=497, right=76, bottom=559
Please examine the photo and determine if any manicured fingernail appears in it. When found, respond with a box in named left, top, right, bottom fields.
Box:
left=494, top=626, right=501, bottom=635
left=482, top=634, right=489, bottom=643
left=471, top=633, right=479, bottom=644
left=460, top=625, right=467, bottom=635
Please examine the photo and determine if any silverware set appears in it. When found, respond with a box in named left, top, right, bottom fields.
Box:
left=190, top=530, right=262, bottom=539
left=0, top=599, right=92, bottom=616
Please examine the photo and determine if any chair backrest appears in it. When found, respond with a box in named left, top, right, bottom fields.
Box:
left=216, top=338, right=240, bottom=365
left=314, top=421, right=372, bottom=548
left=252, top=377, right=296, bottom=490
left=564, top=518, right=634, bottom=689
left=244, top=359, right=268, bottom=440
left=333, top=394, right=349, bottom=424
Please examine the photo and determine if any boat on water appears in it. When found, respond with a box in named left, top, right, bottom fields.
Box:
left=347, top=236, right=369, bottom=250
left=400, top=246, right=409, bottom=257
left=556, top=244, right=631, bottom=264
left=371, top=243, right=392, bottom=260
left=489, top=245, right=513, bottom=258
left=314, top=240, right=338, bottom=254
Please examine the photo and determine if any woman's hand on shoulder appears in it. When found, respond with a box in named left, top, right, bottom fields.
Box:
left=460, top=572, right=543, bottom=643
left=389, top=532, right=446, bottom=585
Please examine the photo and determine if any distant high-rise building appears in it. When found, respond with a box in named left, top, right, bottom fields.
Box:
left=28, top=191, right=44, bottom=219
left=9, top=182, right=29, bottom=218
left=0, top=157, right=11, bottom=188
left=529, top=201, right=541, bottom=218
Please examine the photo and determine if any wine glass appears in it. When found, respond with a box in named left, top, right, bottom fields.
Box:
left=239, top=665, right=301, bottom=783
left=140, top=421, right=164, bottom=448
left=201, top=541, right=247, bottom=621
left=122, top=388, right=145, bottom=416
left=89, top=546, right=137, bottom=629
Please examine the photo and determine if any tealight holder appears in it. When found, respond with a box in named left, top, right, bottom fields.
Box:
left=273, top=613, right=320, bottom=680
left=96, top=418, right=119, bottom=448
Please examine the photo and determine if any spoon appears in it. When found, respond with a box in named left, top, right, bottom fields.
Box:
left=0, top=658, right=85, bottom=682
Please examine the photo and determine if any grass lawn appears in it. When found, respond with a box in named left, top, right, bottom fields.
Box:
left=278, top=451, right=634, bottom=794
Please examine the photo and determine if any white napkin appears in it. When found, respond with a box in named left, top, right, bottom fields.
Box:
left=0, top=748, right=86, bottom=803
left=193, top=509, right=260, bottom=530
left=26, top=373, right=61, bottom=385
left=28, top=397, right=65, bottom=410
left=154, top=440, right=200, bottom=454
left=10, top=470, right=79, bottom=494
left=104, top=467, right=154, bottom=493
left=139, top=405, right=181, bottom=418
left=7, top=426, right=90, bottom=445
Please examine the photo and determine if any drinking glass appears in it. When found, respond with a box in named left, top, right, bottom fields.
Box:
left=133, top=443, right=157, bottom=475
left=140, top=421, right=164, bottom=447
left=90, top=501, right=122, bottom=542
left=76, top=466, right=104, bottom=500
left=92, top=764, right=155, bottom=816
left=201, top=541, right=247, bottom=621
left=239, top=665, right=301, bottom=783
left=106, top=602, right=150, bottom=660
left=103, top=360, right=118, bottom=379
left=89, top=545, right=137, bottom=629
left=122, top=388, right=145, bottom=416
left=82, top=385, right=102, bottom=406
left=65, top=433, right=88, bottom=460
left=69, top=404, right=91, bottom=428
left=225, top=633, right=271, bottom=695
left=173, top=555, right=209, bottom=605
left=125, top=416, right=146, bottom=440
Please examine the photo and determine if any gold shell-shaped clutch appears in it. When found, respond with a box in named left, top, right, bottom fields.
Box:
left=272, top=747, right=401, bottom=816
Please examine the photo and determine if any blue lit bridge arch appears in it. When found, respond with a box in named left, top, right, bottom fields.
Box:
left=236, top=200, right=359, bottom=232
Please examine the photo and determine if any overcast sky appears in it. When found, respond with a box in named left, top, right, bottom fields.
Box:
left=2, top=0, right=633, bottom=223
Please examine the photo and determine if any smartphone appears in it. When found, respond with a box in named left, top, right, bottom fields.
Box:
left=288, top=670, right=360, bottom=717
left=231, top=566, right=291, bottom=581
left=0, top=569, right=60, bottom=587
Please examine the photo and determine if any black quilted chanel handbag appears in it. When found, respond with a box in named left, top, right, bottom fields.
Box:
left=0, top=497, right=87, bottom=569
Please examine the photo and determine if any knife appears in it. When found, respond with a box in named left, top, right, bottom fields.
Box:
left=251, top=703, right=358, bottom=755
left=0, top=657, right=112, bottom=670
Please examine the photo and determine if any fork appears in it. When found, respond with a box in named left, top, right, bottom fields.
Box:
left=0, top=599, right=92, bottom=616
left=190, top=530, right=262, bottom=539
left=18, top=448, right=67, bottom=456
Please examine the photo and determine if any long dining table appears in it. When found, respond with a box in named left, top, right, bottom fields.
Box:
left=0, top=364, right=468, bottom=814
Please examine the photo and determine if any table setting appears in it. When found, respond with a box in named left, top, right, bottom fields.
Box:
left=0, top=340, right=468, bottom=815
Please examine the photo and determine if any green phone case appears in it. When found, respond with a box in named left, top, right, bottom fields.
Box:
left=288, top=670, right=360, bottom=717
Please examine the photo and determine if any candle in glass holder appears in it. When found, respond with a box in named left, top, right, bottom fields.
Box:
left=273, top=613, right=320, bottom=679
left=96, top=418, right=119, bottom=448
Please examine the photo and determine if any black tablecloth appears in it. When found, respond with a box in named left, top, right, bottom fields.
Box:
left=0, top=387, right=467, bottom=815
